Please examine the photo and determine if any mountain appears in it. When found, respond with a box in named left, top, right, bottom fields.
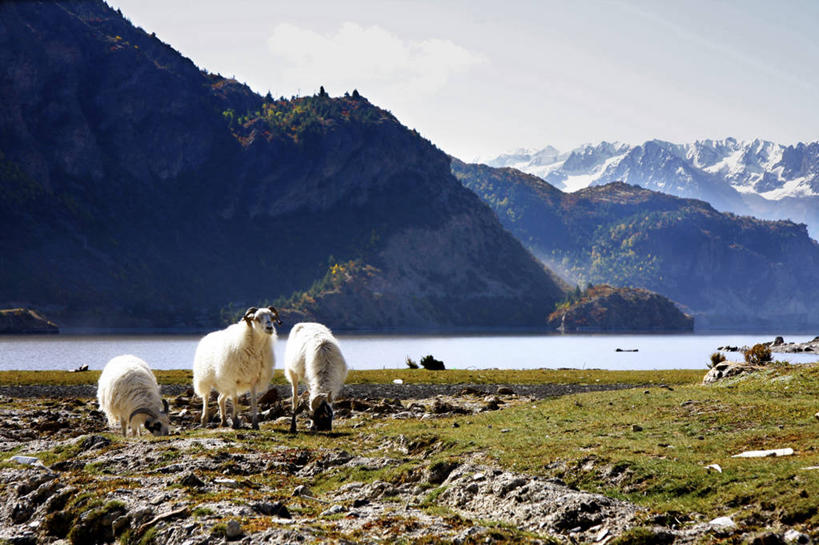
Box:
left=0, top=0, right=567, bottom=330
left=547, top=285, right=693, bottom=332
left=485, top=139, right=819, bottom=238
left=453, top=159, right=819, bottom=329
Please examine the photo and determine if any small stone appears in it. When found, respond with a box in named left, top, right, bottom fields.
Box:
left=292, top=485, right=313, bottom=497
left=179, top=472, right=205, bottom=488
left=252, top=501, right=291, bottom=519
left=784, top=529, right=810, bottom=544
left=632, top=424, right=643, bottom=432
left=225, top=520, right=243, bottom=540
left=320, top=504, right=346, bottom=517
left=79, top=435, right=111, bottom=451
left=352, top=498, right=369, bottom=508
left=708, top=516, right=736, bottom=529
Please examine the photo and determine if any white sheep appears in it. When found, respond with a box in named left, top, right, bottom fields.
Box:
left=193, top=306, right=281, bottom=429
left=284, top=322, right=348, bottom=433
left=97, top=354, right=170, bottom=437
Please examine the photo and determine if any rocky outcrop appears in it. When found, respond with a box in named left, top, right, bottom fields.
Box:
left=0, top=308, right=58, bottom=334
left=547, top=285, right=693, bottom=332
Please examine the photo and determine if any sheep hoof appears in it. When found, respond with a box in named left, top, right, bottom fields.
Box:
left=251, top=417, right=259, bottom=430
left=231, top=417, right=242, bottom=430
left=289, top=420, right=297, bottom=434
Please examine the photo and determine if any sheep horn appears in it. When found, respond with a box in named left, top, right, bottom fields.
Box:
left=267, top=306, right=283, bottom=326
left=162, top=398, right=169, bottom=414
left=129, top=407, right=158, bottom=425
left=243, top=307, right=258, bottom=325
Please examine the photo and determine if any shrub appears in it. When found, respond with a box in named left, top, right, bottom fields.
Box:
left=744, top=343, right=772, bottom=365
left=708, top=352, right=726, bottom=369
left=419, top=355, right=445, bottom=370
left=405, top=356, right=419, bottom=369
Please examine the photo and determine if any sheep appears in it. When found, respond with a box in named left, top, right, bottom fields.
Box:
left=284, top=322, right=348, bottom=433
left=97, top=355, right=170, bottom=437
left=193, top=306, right=281, bottom=430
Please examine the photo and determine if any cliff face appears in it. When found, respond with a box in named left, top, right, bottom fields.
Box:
left=547, top=286, right=693, bottom=332
left=454, top=159, right=819, bottom=329
left=0, top=1, right=565, bottom=330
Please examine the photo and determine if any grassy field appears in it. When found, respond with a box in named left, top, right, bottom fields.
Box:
left=0, top=368, right=704, bottom=387
left=2, top=365, right=817, bottom=540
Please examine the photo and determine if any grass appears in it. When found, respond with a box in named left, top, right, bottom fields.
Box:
left=372, top=363, right=819, bottom=527
left=3, top=364, right=818, bottom=540
left=0, top=368, right=703, bottom=386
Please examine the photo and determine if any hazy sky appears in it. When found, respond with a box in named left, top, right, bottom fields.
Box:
left=108, top=0, right=819, bottom=161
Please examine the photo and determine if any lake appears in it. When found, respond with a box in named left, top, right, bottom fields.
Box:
left=0, top=332, right=817, bottom=372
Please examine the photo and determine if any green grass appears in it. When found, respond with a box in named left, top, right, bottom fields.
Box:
left=373, top=363, right=819, bottom=526
left=0, top=368, right=703, bottom=386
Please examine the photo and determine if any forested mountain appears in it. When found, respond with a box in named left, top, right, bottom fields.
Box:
left=0, top=0, right=566, bottom=330
left=453, top=159, right=819, bottom=329
left=485, top=139, right=819, bottom=238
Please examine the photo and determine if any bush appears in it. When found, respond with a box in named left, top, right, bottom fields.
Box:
left=744, top=343, right=772, bottom=365
left=405, top=356, right=418, bottom=369
left=708, top=352, right=726, bottom=369
left=419, top=355, right=445, bottom=370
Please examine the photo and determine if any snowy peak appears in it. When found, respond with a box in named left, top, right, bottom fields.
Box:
left=484, top=139, right=819, bottom=201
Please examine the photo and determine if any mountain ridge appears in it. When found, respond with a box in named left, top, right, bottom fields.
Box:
left=453, top=159, right=819, bottom=329
left=0, top=0, right=566, bottom=330
left=485, top=139, right=819, bottom=238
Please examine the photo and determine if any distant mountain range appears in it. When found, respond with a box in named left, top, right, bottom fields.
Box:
left=453, top=159, right=819, bottom=329
left=485, top=139, right=819, bottom=238
left=0, top=0, right=566, bottom=330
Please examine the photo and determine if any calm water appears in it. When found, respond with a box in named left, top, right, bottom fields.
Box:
left=0, top=333, right=817, bottom=371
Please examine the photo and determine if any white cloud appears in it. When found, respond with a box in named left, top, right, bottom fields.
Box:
left=266, top=22, right=484, bottom=98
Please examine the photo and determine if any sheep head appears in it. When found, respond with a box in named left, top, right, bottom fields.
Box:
left=310, top=393, right=334, bottom=431
left=246, top=307, right=280, bottom=335
left=128, top=399, right=170, bottom=436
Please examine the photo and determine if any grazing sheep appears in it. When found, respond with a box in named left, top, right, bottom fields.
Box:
left=193, top=306, right=281, bottom=429
left=284, top=322, right=348, bottom=432
left=97, top=355, right=170, bottom=437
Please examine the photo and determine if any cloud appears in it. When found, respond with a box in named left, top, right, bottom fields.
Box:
left=266, top=22, right=484, bottom=98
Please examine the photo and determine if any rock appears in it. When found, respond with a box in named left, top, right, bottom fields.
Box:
left=352, top=498, right=369, bottom=508
left=773, top=336, right=785, bottom=346
left=11, top=500, right=34, bottom=524
left=179, top=472, right=205, bottom=488
left=708, top=516, right=736, bottom=529
left=293, top=485, right=313, bottom=497
left=705, top=464, right=722, bottom=473
left=497, top=386, right=515, bottom=395
left=257, top=388, right=280, bottom=407
left=79, top=434, right=111, bottom=450
left=748, top=531, right=786, bottom=545
left=631, top=424, right=643, bottom=432
left=251, top=501, right=291, bottom=519
left=320, top=504, right=347, bottom=517
left=427, top=460, right=459, bottom=484
left=784, top=529, right=810, bottom=544
left=7, top=534, right=38, bottom=545
left=225, top=519, right=243, bottom=540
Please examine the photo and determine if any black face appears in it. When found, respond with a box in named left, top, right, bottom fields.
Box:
left=311, top=401, right=333, bottom=431
left=145, top=419, right=164, bottom=435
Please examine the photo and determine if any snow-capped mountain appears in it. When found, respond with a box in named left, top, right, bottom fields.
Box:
left=484, top=138, right=819, bottom=237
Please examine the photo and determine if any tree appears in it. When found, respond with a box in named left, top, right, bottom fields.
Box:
left=319, top=85, right=328, bottom=98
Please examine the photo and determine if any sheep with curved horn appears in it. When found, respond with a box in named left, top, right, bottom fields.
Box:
left=193, top=306, right=281, bottom=429
left=97, top=355, right=170, bottom=437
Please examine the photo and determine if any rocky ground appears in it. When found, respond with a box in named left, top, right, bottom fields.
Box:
left=0, top=383, right=805, bottom=545
left=718, top=336, right=819, bottom=355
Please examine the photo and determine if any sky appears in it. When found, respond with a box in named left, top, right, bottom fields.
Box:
left=107, top=0, right=819, bottom=161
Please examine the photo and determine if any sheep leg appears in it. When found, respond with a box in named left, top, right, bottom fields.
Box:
left=289, top=378, right=299, bottom=434
left=249, top=384, right=259, bottom=430
left=120, top=419, right=127, bottom=437
left=200, top=395, right=209, bottom=427
left=231, top=394, right=242, bottom=429
left=218, top=393, right=229, bottom=427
